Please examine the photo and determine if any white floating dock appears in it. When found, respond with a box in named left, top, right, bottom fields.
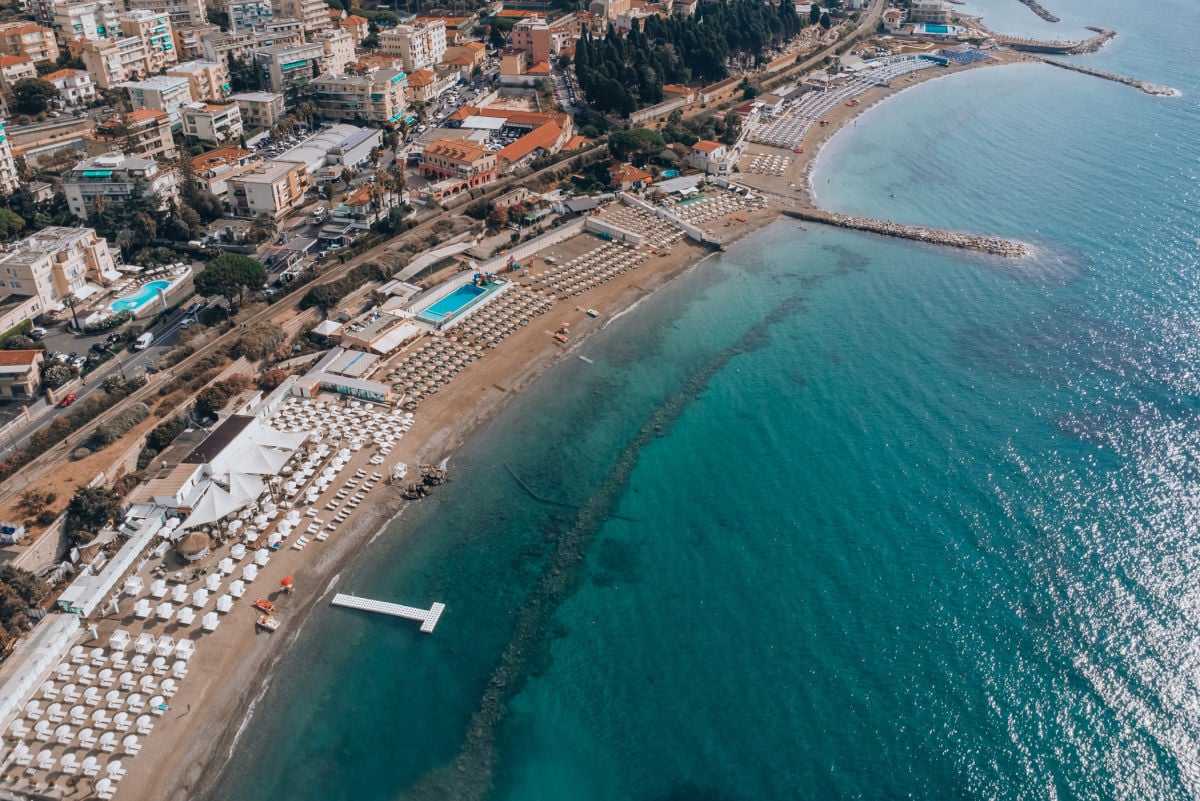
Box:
left=330, top=593, right=446, bottom=633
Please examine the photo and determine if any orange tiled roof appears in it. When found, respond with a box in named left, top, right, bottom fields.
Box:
left=0, top=350, right=40, bottom=367
left=608, top=162, right=652, bottom=183
left=342, top=14, right=367, bottom=24
left=563, top=134, right=589, bottom=150
left=662, top=83, right=691, bottom=95
left=0, top=54, right=32, bottom=68
left=417, top=14, right=467, bottom=24
left=447, top=56, right=473, bottom=66
left=43, top=67, right=84, bottom=81
left=527, top=61, right=550, bottom=75
left=691, top=139, right=724, bottom=153
left=407, top=68, right=435, bottom=87
left=346, top=184, right=372, bottom=205
left=191, top=146, right=253, bottom=171
left=425, top=139, right=491, bottom=163
left=496, top=122, right=560, bottom=163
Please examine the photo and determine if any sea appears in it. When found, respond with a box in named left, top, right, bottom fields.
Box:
left=209, top=1, right=1200, bottom=798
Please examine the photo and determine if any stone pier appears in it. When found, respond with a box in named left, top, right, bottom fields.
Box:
left=782, top=208, right=1031, bottom=258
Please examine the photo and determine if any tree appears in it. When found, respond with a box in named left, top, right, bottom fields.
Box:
left=819, top=11, right=831, bottom=29
left=244, top=212, right=276, bottom=244
left=12, top=78, right=58, bottom=115
left=608, top=128, right=666, bottom=164
left=193, top=253, right=267, bottom=307
left=41, top=363, right=71, bottom=389
left=300, top=284, right=344, bottom=318
left=809, top=3, right=822, bottom=24
left=207, top=5, right=229, bottom=28
left=0, top=208, right=25, bottom=239
left=488, top=22, right=505, bottom=50
left=720, top=111, right=742, bottom=146
left=64, top=485, right=123, bottom=547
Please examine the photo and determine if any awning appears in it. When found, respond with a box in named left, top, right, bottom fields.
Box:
left=72, top=282, right=104, bottom=299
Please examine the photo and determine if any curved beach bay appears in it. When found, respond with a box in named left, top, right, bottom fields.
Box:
left=209, top=0, right=1200, bottom=798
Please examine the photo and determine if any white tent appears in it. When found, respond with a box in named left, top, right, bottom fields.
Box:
left=227, top=471, right=267, bottom=502
left=179, top=484, right=250, bottom=531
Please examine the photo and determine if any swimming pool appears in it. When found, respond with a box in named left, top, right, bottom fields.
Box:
left=922, top=24, right=952, bottom=33
left=662, top=170, right=680, bottom=178
left=110, top=280, right=169, bottom=313
left=417, top=283, right=489, bottom=323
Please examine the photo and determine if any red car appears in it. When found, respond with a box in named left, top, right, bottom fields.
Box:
left=58, top=393, right=77, bottom=408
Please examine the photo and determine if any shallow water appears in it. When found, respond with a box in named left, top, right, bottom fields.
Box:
left=211, top=1, right=1200, bottom=798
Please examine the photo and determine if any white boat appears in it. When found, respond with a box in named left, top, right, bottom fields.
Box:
left=586, top=309, right=600, bottom=318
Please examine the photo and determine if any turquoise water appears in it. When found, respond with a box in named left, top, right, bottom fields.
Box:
left=210, top=1, right=1200, bottom=799
left=418, top=283, right=489, bottom=323
left=924, top=24, right=949, bottom=33
left=110, top=280, right=168, bottom=313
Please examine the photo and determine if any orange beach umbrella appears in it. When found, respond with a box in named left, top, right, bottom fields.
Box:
left=280, top=577, right=294, bottom=588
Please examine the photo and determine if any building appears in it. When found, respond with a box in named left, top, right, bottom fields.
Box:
left=441, top=40, right=485, bottom=71
left=688, top=139, right=727, bottom=174
left=908, top=0, right=950, bottom=24
left=116, top=10, right=177, bottom=71
left=182, top=101, right=243, bottom=145
left=312, top=70, right=407, bottom=125
left=227, top=159, right=307, bottom=220
left=379, top=19, right=446, bottom=73
left=607, top=161, right=651, bottom=191
left=495, top=121, right=566, bottom=171
left=63, top=152, right=179, bottom=220
left=0, top=22, right=60, bottom=65
left=43, top=67, right=95, bottom=105
left=199, top=27, right=301, bottom=62
left=0, top=121, right=18, bottom=195
left=509, top=17, right=570, bottom=65
left=48, top=0, right=120, bottom=44
left=0, top=350, right=44, bottom=399
left=882, top=7, right=904, bottom=32
left=253, top=41, right=325, bottom=95
left=0, top=55, right=36, bottom=97
left=419, top=139, right=496, bottom=194
left=189, top=146, right=259, bottom=196
left=168, top=59, right=230, bottom=102
left=171, top=21, right=220, bottom=59
left=225, top=0, right=270, bottom=29
left=121, top=74, right=191, bottom=128
left=229, top=90, right=285, bottom=131
left=338, top=13, right=367, bottom=43
left=273, top=123, right=380, bottom=175
left=0, top=227, right=118, bottom=319
left=85, top=108, right=176, bottom=161
left=403, top=68, right=438, bottom=103
left=124, top=0, right=205, bottom=29
left=313, top=26, right=355, bottom=76
left=270, top=0, right=328, bottom=35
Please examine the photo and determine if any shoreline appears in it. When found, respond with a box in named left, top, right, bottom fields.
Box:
left=134, top=53, right=1033, bottom=801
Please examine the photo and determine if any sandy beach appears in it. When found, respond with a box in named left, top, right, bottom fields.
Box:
left=116, top=51, right=1026, bottom=801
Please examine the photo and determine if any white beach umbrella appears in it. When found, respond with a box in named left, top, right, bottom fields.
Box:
left=228, top=580, right=245, bottom=598
left=155, top=603, right=173, bottom=622
left=206, top=573, right=221, bottom=592
left=202, top=611, right=220, bottom=631
left=176, top=607, right=196, bottom=625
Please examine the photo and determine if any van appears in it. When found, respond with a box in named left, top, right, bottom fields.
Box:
left=133, top=332, right=154, bottom=350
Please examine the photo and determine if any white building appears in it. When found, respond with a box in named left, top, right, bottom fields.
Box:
left=42, top=67, right=96, bottom=105
left=49, top=0, right=120, bottom=44
left=0, top=227, right=118, bottom=322
left=313, top=26, right=354, bottom=76
left=0, top=121, right=18, bottom=194
left=182, top=101, right=243, bottom=145
left=121, top=74, right=192, bottom=128
left=63, top=152, right=179, bottom=220
left=379, top=19, right=445, bottom=73
left=167, top=59, right=231, bottom=102
left=229, top=90, right=285, bottom=130
left=688, top=139, right=728, bottom=175
left=274, top=123, right=381, bottom=176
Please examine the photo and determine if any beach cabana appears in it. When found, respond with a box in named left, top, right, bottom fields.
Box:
left=155, top=603, right=174, bottom=622
left=215, top=595, right=233, bottom=613
left=228, top=579, right=245, bottom=598
left=122, top=576, right=144, bottom=597
left=176, top=532, right=212, bottom=563
left=109, top=629, right=131, bottom=651
left=202, top=611, right=220, bottom=631
left=177, top=607, right=196, bottom=625
left=134, top=633, right=155, bottom=654
left=175, top=640, right=195, bottom=661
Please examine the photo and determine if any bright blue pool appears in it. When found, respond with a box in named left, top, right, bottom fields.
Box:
left=662, top=170, right=680, bottom=178
left=923, top=24, right=949, bottom=33
left=417, top=283, right=490, bottom=323
left=110, top=280, right=169, bottom=313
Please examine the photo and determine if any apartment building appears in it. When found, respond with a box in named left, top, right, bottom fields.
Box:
left=85, top=108, right=176, bottom=161
left=441, top=41, right=485, bottom=71
left=419, top=139, right=496, bottom=186
left=118, top=10, right=177, bottom=70
left=121, top=74, right=191, bottom=128
left=0, top=22, right=60, bottom=65
left=253, top=41, right=324, bottom=94
left=0, top=227, right=117, bottom=320
left=63, top=152, right=179, bottom=220
left=338, top=13, right=367, bottom=43
left=908, top=0, right=951, bottom=24
left=171, top=21, right=219, bottom=59
left=48, top=0, right=120, bottom=44
left=181, top=101, right=243, bottom=145
left=270, top=0, right=328, bottom=35
left=378, top=19, right=445, bottom=73
left=124, top=0, right=205, bottom=29
left=189, top=146, right=259, bottom=196
left=313, top=26, right=354, bottom=76
left=199, top=27, right=301, bottom=62
left=226, top=0, right=272, bottom=30
left=229, top=90, right=285, bottom=130
left=509, top=16, right=571, bottom=65
left=0, top=122, right=19, bottom=195
left=71, top=10, right=178, bottom=88
left=168, top=59, right=230, bottom=102
left=312, top=69, right=407, bottom=125
left=403, top=68, right=454, bottom=103
left=228, top=159, right=307, bottom=220
left=43, top=67, right=95, bottom=105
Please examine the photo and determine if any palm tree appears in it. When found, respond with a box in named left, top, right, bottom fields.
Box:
left=63, top=293, right=80, bottom=331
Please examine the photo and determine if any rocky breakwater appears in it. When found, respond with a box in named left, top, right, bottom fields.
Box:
left=997, top=26, right=1115, bottom=54
left=783, top=208, right=1031, bottom=258
left=1016, top=0, right=1060, bottom=23
left=1040, top=57, right=1181, bottom=97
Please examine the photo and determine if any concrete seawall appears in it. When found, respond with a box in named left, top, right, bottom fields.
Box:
left=1040, top=57, right=1180, bottom=97
left=782, top=208, right=1031, bottom=258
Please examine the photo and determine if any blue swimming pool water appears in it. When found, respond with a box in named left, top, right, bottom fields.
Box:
left=924, top=24, right=949, bottom=33
left=110, top=280, right=169, bottom=313
left=662, top=170, right=680, bottom=178
left=678, top=196, right=706, bottom=207
left=418, top=283, right=487, bottom=323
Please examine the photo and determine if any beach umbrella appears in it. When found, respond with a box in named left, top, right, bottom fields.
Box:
left=281, top=576, right=294, bottom=593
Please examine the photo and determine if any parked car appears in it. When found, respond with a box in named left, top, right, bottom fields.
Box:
left=58, top=393, right=76, bottom=408
left=70, top=356, right=86, bottom=370
left=29, top=327, right=46, bottom=340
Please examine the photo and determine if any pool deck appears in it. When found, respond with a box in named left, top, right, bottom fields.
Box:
left=415, top=278, right=508, bottom=327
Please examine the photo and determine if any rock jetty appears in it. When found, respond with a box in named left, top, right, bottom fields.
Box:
left=997, top=26, right=1114, bottom=54
left=783, top=208, right=1031, bottom=258
left=1040, top=57, right=1180, bottom=97
left=1016, top=0, right=1060, bottom=23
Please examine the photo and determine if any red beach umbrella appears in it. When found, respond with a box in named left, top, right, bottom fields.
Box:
left=281, top=577, right=294, bottom=588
